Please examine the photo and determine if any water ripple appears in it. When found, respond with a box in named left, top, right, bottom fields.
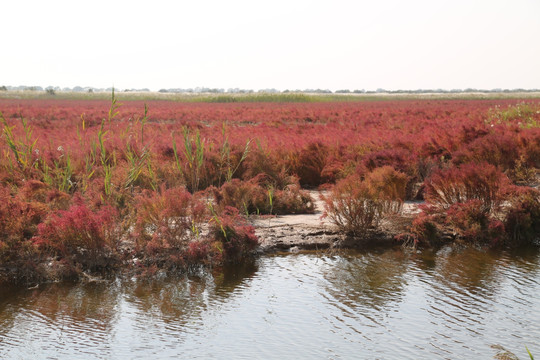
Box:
left=1, top=247, right=540, bottom=359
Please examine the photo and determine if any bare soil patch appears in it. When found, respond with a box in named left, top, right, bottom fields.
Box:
left=252, top=191, right=421, bottom=253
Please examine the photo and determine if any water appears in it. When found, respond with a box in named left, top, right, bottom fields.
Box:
left=1, top=246, right=539, bottom=359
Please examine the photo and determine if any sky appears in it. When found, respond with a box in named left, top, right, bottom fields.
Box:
left=3, top=0, right=540, bottom=91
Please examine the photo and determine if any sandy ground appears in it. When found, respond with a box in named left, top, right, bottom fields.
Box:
left=252, top=191, right=422, bottom=253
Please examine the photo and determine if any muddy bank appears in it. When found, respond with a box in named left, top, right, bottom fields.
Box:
left=252, top=191, right=422, bottom=253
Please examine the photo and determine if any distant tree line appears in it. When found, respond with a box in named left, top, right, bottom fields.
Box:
left=1, top=85, right=539, bottom=94
left=0, top=85, right=150, bottom=93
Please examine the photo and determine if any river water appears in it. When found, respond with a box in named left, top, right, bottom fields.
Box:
left=1, top=245, right=539, bottom=359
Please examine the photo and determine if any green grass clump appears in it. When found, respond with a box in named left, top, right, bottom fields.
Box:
left=487, top=102, right=540, bottom=128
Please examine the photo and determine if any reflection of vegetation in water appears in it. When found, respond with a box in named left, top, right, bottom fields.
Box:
left=413, top=248, right=437, bottom=272
left=1, top=249, right=540, bottom=359
left=413, top=246, right=503, bottom=320
left=212, top=260, right=258, bottom=296
left=504, top=245, right=540, bottom=272
left=321, top=248, right=411, bottom=310
left=0, top=281, right=120, bottom=339
left=420, top=245, right=540, bottom=296
left=0, top=260, right=260, bottom=339
left=0, top=284, right=27, bottom=337
left=436, top=247, right=501, bottom=293
left=123, top=259, right=259, bottom=323
left=37, top=282, right=120, bottom=323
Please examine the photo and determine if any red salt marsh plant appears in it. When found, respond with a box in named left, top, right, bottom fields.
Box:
left=0, top=181, right=71, bottom=272
left=33, top=197, right=119, bottom=271
left=424, top=162, right=511, bottom=214
left=292, top=141, right=329, bottom=187
left=405, top=190, right=540, bottom=248
left=443, top=199, right=505, bottom=244
left=0, top=185, right=43, bottom=263
left=321, top=166, right=408, bottom=237
left=404, top=163, right=510, bottom=246
left=451, top=131, right=521, bottom=171
left=210, top=177, right=269, bottom=215
left=504, top=187, right=540, bottom=245
left=271, top=182, right=315, bottom=215
left=132, top=186, right=207, bottom=258
left=404, top=163, right=540, bottom=247
left=210, top=175, right=314, bottom=216
left=3, top=97, right=539, bottom=195
left=209, top=206, right=258, bottom=264
left=2, top=95, right=540, bottom=282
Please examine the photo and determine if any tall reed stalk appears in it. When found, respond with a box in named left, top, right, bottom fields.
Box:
left=124, top=144, right=149, bottom=190
left=1, top=112, right=38, bottom=175
left=182, top=127, right=205, bottom=193
left=99, top=87, right=121, bottom=196
left=217, top=122, right=251, bottom=186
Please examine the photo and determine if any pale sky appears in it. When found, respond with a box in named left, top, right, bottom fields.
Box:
left=3, top=0, right=540, bottom=91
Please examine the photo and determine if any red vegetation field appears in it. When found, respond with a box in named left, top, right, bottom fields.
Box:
left=1, top=96, right=540, bottom=283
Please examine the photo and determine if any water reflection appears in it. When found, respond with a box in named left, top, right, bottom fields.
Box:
left=321, top=248, right=411, bottom=311
left=417, top=245, right=540, bottom=298
left=0, top=248, right=539, bottom=359
left=0, top=281, right=121, bottom=358
left=411, top=245, right=540, bottom=358
left=121, top=260, right=259, bottom=326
